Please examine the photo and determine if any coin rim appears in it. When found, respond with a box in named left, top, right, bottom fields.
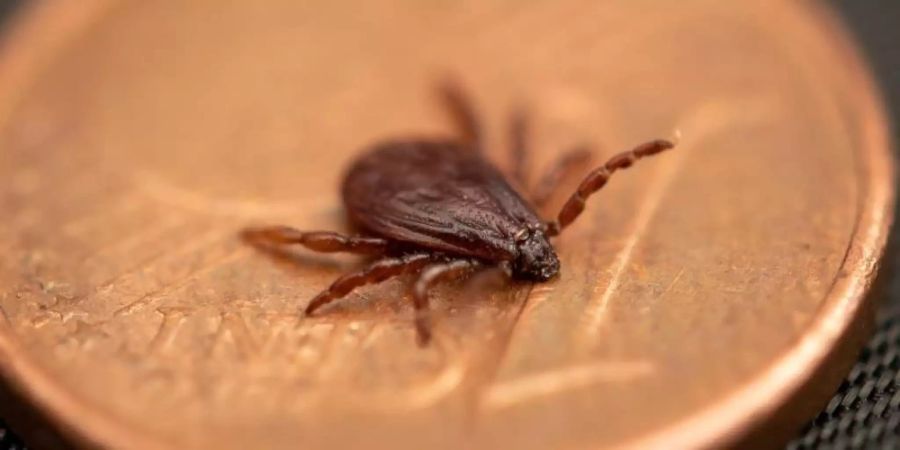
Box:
left=627, top=3, right=896, bottom=448
left=0, top=2, right=893, bottom=449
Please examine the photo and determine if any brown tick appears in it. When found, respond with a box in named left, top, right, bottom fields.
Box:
left=243, top=81, right=675, bottom=344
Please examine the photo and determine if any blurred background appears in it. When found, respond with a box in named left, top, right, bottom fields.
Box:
left=0, top=1, right=898, bottom=449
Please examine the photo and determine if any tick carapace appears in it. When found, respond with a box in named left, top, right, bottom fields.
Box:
left=244, top=81, right=675, bottom=344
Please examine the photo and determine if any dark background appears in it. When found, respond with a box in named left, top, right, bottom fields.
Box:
left=0, top=1, right=898, bottom=449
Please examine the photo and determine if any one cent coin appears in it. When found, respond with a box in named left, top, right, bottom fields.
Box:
left=0, top=1, right=893, bottom=449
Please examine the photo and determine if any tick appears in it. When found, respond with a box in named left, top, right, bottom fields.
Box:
left=243, top=81, right=675, bottom=344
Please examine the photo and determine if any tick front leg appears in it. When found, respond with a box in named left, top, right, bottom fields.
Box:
left=546, top=139, right=676, bottom=236
left=530, top=146, right=593, bottom=207
left=242, top=226, right=388, bottom=256
left=412, top=259, right=481, bottom=345
left=305, top=253, right=432, bottom=315
left=438, top=80, right=483, bottom=149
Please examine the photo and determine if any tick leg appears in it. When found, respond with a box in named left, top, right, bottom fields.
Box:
left=305, top=253, right=432, bottom=315
left=439, top=80, right=483, bottom=149
left=242, top=226, right=388, bottom=256
left=546, top=139, right=676, bottom=236
left=530, top=146, right=594, bottom=207
left=412, top=259, right=481, bottom=345
left=508, top=107, right=530, bottom=187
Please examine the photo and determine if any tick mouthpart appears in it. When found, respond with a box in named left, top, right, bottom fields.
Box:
left=512, top=231, right=560, bottom=281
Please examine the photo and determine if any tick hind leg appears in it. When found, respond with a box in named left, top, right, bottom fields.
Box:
left=305, top=253, right=432, bottom=315
left=242, top=226, right=389, bottom=256
left=546, top=139, right=676, bottom=236
left=412, top=259, right=481, bottom=345
left=439, top=80, right=483, bottom=149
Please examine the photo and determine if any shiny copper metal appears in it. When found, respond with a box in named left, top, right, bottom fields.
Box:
left=0, top=1, right=893, bottom=449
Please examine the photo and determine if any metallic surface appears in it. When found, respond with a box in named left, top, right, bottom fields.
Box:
left=0, top=1, right=892, bottom=449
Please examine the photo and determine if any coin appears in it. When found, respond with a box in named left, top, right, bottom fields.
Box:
left=0, top=1, right=893, bottom=449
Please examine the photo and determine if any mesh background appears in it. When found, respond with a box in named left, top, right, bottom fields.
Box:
left=0, top=1, right=898, bottom=448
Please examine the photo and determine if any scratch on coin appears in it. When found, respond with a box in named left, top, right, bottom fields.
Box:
left=660, top=267, right=685, bottom=299
left=578, top=98, right=777, bottom=343
left=577, top=146, right=688, bottom=342
left=113, top=247, right=248, bottom=317
left=337, top=330, right=467, bottom=413
left=94, top=227, right=231, bottom=291
left=65, top=228, right=233, bottom=309
left=82, top=213, right=186, bottom=264
left=475, top=282, right=557, bottom=382
left=463, top=284, right=541, bottom=419
left=61, top=193, right=144, bottom=237
left=6, top=174, right=127, bottom=235
left=346, top=361, right=466, bottom=412
left=136, top=170, right=330, bottom=219
left=482, top=359, right=655, bottom=411
left=478, top=284, right=537, bottom=372
left=520, top=282, right=557, bottom=315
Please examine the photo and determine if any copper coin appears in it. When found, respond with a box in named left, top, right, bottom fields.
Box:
left=0, top=1, right=893, bottom=449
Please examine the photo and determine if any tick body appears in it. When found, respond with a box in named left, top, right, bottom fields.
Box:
left=244, top=82, right=675, bottom=344
left=343, top=140, right=559, bottom=281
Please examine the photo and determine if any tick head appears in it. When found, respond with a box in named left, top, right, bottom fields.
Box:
left=512, top=230, right=560, bottom=281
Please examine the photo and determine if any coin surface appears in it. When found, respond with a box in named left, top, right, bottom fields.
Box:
left=0, top=1, right=893, bottom=449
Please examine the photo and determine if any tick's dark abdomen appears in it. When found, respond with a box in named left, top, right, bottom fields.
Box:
left=342, top=140, right=545, bottom=262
